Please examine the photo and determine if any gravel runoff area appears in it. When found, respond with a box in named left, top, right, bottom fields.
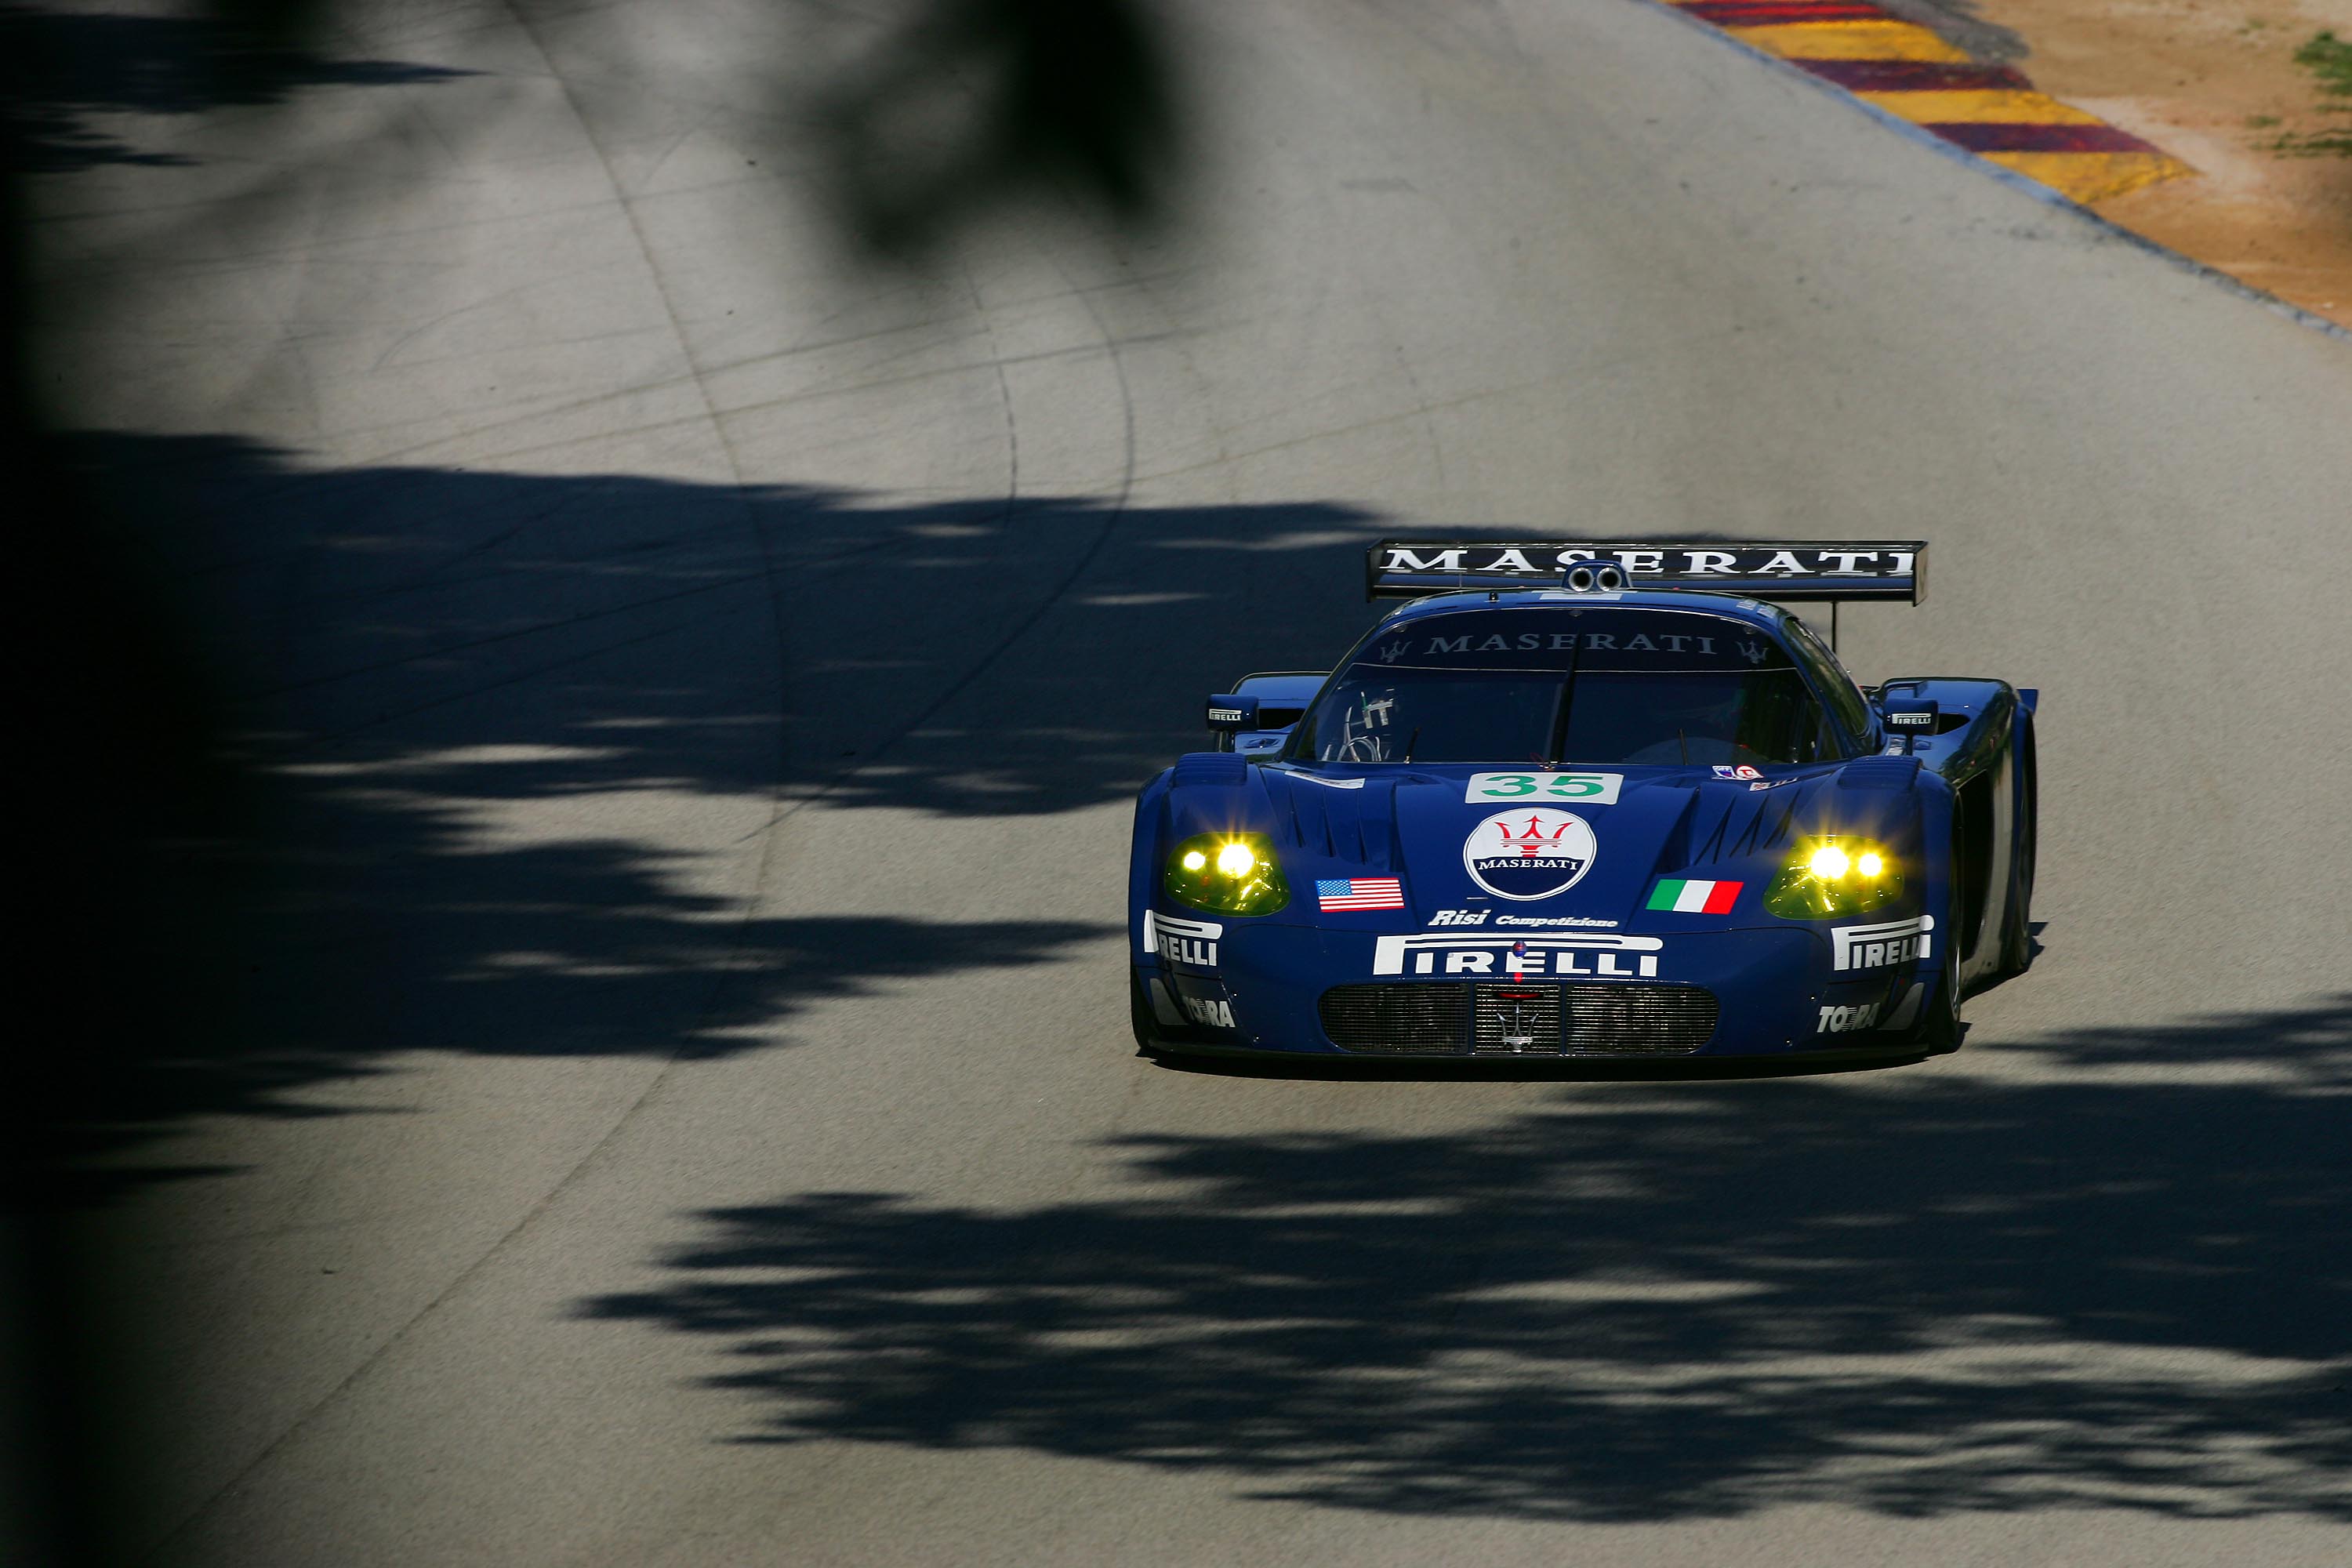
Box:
left=1889, top=0, right=2352, bottom=327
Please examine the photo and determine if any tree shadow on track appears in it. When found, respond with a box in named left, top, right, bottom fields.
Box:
left=584, top=997, right=2351, bottom=1523
left=31, top=433, right=1388, bottom=1192
left=72, top=431, right=1381, bottom=818
left=0, top=6, right=470, bottom=173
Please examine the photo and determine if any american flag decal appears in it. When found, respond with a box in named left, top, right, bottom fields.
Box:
left=1318, top=877, right=1405, bottom=912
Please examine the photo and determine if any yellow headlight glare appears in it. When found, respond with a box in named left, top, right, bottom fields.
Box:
left=1163, top=833, right=1290, bottom=916
left=1764, top=836, right=1903, bottom=919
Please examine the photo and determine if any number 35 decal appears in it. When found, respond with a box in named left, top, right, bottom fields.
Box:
left=1465, top=772, right=1623, bottom=805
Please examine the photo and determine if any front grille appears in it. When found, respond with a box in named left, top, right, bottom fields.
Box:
left=1563, top=985, right=1717, bottom=1053
left=1319, top=984, right=1468, bottom=1052
left=1473, top=984, right=1562, bottom=1054
left=1319, top=983, right=1716, bottom=1055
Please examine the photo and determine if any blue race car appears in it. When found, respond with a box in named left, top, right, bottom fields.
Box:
left=1129, top=539, right=2036, bottom=1061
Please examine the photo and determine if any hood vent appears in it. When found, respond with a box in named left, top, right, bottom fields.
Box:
left=1265, top=771, right=1393, bottom=870
left=1171, top=753, right=1248, bottom=788
left=1837, top=757, right=1922, bottom=791
left=1687, top=781, right=1817, bottom=868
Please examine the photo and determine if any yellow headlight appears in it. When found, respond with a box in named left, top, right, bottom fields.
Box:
left=1766, top=837, right=1903, bottom=918
left=1165, top=833, right=1290, bottom=916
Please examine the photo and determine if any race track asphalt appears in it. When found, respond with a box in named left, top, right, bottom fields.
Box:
left=23, top=1, right=2352, bottom=1563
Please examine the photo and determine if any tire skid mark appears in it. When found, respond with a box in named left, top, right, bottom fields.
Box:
left=238, top=503, right=884, bottom=623
left=724, top=247, right=1147, bottom=850
left=243, top=504, right=1003, bottom=701
left=249, top=558, right=767, bottom=698
left=307, top=614, right=713, bottom=746
left=334, top=325, right=1178, bottom=474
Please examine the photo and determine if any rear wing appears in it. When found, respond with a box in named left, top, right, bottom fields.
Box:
left=1366, top=540, right=1926, bottom=604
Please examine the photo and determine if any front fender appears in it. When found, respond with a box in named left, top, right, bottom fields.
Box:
left=1129, top=764, right=1175, bottom=962
left=1129, top=752, right=1283, bottom=958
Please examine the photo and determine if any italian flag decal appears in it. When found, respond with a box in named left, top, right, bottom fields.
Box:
left=1647, top=877, right=1742, bottom=914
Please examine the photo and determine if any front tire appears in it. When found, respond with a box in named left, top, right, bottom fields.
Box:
left=1995, top=713, right=2038, bottom=978
left=1918, top=971, right=1963, bottom=1054
left=1920, top=869, right=1965, bottom=1054
left=1130, top=968, right=1158, bottom=1053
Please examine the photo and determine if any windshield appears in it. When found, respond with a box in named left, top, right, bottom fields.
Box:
left=1285, top=608, right=1843, bottom=768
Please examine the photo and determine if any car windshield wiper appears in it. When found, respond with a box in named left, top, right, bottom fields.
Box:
left=1544, top=642, right=1581, bottom=768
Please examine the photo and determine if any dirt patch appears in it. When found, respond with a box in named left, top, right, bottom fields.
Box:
left=1945, top=0, right=2352, bottom=326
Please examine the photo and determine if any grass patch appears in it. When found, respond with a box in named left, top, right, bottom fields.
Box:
left=2294, top=31, right=2352, bottom=98
left=2263, top=30, right=2352, bottom=157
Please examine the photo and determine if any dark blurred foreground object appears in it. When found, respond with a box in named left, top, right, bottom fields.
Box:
left=818, top=0, right=1187, bottom=256
left=3, top=2, right=1187, bottom=1555
left=5, top=9, right=292, bottom=1561
left=5, top=141, right=248, bottom=1568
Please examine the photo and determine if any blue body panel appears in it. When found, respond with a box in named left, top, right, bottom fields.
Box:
left=1132, top=755, right=1957, bottom=1057
left=1126, top=588, right=2013, bottom=1061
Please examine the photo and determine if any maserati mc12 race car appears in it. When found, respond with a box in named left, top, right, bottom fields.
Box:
left=1129, top=539, right=2036, bottom=1061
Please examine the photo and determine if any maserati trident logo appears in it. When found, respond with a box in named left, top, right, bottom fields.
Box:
left=1378, top=641, right=1409, bottom=664
left=1739, top=641, right=1767, bottom=666
left=1462, top=808, right=1597, bottom=901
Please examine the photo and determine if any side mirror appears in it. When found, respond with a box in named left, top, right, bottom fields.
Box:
left=1206, top=695, right=1259, bottom=733
left=1881, top=697, right=1939, bottom=734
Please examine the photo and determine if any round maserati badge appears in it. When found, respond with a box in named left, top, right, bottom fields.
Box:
left=1463, top=808, right=1598, bottom=901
